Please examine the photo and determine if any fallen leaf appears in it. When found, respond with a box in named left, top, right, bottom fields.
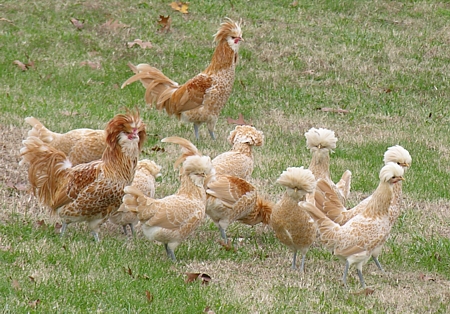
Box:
left=291, top=0, right=299, bottom=6
left=433, top=252, right=441, bottom=261
left=158, top=15, right=172, bottom=33
left=352, top=287, right=375, bottom=296
left=185, top=272, right=212, bottom=285
left=28, top=276, right=35, bottom=283
left=70, top=17, right=84, bottom=30
left=124, top=266, right=134, bottom=278
left=170, top=1, right=189, bottom=14
left=151, top=145, right=165, bottom=152
left=419, top=273, right=435, bottom=281
left=317, top=107, right=350, bottom=114
left=60, top=110, right=79, bottom=117
left=218, top=239, right=237, bottom=252
left=54, top=222, right=63, bottom=234
left=226, top=113, right=252, bottom=126
left=185, top=272, right=200, bottom=284
left=13, top=60, right=28, bottom=71
left=199, top=273, right=211, bottom=285
left=36, top=220, right=46, bottom=229
left=14, top=183, right=29, bottom=191
left=29, top=299, right=40, bottom=309
left=204, top=306, right=215, bottom=314
left=301, top=69, right=315, bottom=75
left=145, top=290, right=153, bottom=303
left=0, top=17, right=14, bottom=24
left=101, top=19, right=129, bottom=31
left=80, top=61, right=101, bottom=70
left=0, top=245, right=11, bottom=251
left=127, top=39, right=153, bottom=49
left=11, top=279, right=21, bottom=291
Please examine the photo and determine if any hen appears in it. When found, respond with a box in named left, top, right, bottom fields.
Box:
left=24, top=116, right=105, bottom=166
left=270, top=167, right=317, bottom=272
left=20, top=110, right=146, bottom=241
left=212, top=125, right=264, bottom=180
left=121, top=18, right=243, bottom=140
left=205, top=175, right=273, bottom=245
left=302, top=163, right=405, bottom=288
left=122, top=137, right=213, bottom=261
left=314, top=145, right=412, bottom=271
left=304, top=127, right=351, bottom=205
left=110, top=159, right=162, bottom=236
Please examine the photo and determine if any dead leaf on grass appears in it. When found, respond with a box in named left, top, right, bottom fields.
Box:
left=352, top=287, right=375, bottom=296
left=101, top=19, right=129, bottom=31
left=291, top=1, right=299, bottom=6
left=70, top=17, right=84, bottom=30
left=60, top=110, right=79, bottom=117
left=145, top=290, right=153, bottom=303
left=124, top=266, right=134, bottom=278
left=11, top=279, right=21, bottom=291
left=204, top=306, right=215, bottom=313
left=54, top=222, right=63, bottom=234
left=158, top=15, right=172, bottom=33
left=419, top=273, right=436, bottom=281
left=80, top=61, right=101, bottom=70
left=185, top=272, right=212, bottom=285
left=151, top=145, right=165, bottom=152
left=127, top=39, right=153, bottom=49
left=170, top=1, right=189, bottom=14
left=226, top=113, right=252, bottom=126
left=29, top=299, right=40, bottom=309
left=1, top=17, right=14, bottom=24
left=13, top=60, right=28, bottom=71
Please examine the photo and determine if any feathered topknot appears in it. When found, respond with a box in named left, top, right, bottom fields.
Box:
left=383, top=145, right=412, bottom=168
left=379, top=162, right=404, bottom=183
left=213, top=18, right=242, bottom=43
left=136, top=159, right=162, bottom=178
left=105, top=109, right=146, bottom=150
left=228, top=125, right=264, bottom=147
left=304, top=127, right=337, bottom=152
left=183, top=155, right=214, bottom=176
left=277, top=167, right=316, bottom=194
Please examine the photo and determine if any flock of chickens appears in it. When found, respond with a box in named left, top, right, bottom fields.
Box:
left=19, top=18, right=412, bottom=289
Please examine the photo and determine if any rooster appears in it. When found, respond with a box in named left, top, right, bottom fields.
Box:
left=110, top=159, right=162, bottom=236
left=270, top=167, right=317, bottom=272
left=212, top=125, right=264, bottom=180
left=304, top=127, right=351, bottom=205
left=314, top=145, right=412, bottom=271
left=122, top=136, right=213, bottom=261
left=121, top=18, right=243, bottom=140
left=24, top=117, right=106, bottom=166
left=20, top=110, right=146, bottom=241
left=302, top=163, right=405, bottom=288
left=205, top=175, right=273, bottom=245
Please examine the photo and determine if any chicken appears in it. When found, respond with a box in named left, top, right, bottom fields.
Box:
left=205, top=175, right=273, bottom=244
left=109, top=159, right=162, bottom=236
left=20, top=110, right=146, bottom=241
left=121, top=18, right=243, bottom=140
left=314, top=145, right=412, bottom=271
left=301, top=163, right=405, bottom=288
left=121, top=136, right=213, bottom=261
left=270, top=167, right=317, bottom=272
left=212, top=125, right=264, bottom=180
left=304, top=127, right=351, bottom=205
left=24, top=116, right=106, bottom=166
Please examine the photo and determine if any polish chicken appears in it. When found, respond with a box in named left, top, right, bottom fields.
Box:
left=20, top=110, right=146, bottom=241
left=270, top=167, right=317, bottom=272
left=25, top=116, right=106, bottom=166
left=302, top=163, right=405, bottom=288
left=121, top=137, right=213, bottom=261
left=212, top=125, right=264, bottom=180
left=314, top=145, right=412, bottom=271
left=121, top=18, right=244, bottom=140
left=205, top=175, right=273, bottom=245
left=304, top=127, right=351, bottom=205
left=110, top=159, right=162, bottom=236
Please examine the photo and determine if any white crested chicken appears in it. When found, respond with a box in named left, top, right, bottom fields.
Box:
left=212, top=125, right=264, bottom=180
left=20, top=110, right=146, bottom=241
left=110, top=159, right=162, bottom=236
left=301, top=163, right=405, bottom=289
left=121, top=18, right=243, bottom=140
left=314, top=145, right=412, bottom=271
left=24, top=117, right=106, bottom=166
left=270, top=167, right=317, bottom=272
left=121, top=136, right=213, bottom=261
left=304, top=127, right=351, bottom=205
left=205, top=175, right=273, bottom=245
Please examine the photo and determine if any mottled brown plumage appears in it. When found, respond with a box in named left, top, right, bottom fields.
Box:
left=121, top=18, right=243, bottom=140
left=110, top=159, right=162, bottom=235
left=122, top=137, right=213, bottom=261
left=25, top=117, right=106, bottom=166
left=305, top=127, right=351, bottom=205
left=20, top=110, right=146, bottom=241
left=270, top=167, right=317, bottom=272
left=212, top=125, right=264, bottom=180
left=302, top=163, right=405, bottom=288
left=205, top=175, right=273, bottom=244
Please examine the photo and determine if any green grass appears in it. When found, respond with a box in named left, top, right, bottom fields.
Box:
left=2, top=0, right=450, bottom=312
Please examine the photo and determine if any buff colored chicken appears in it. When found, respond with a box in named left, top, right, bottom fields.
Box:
left=122, top=137, right=213, bottom=261
left=302, top=163, right=405, bottom=289
left=205, top=175, right=273, bottom=245
left=212, top=125, right=264, bottom=180
left=314, top=145, right=412, bottom=271
left=121, top=18, right=243, bottom=140
left=304, top=127, right=351, bottom=205
left=270, top=167, right=317, bottom=272
left=109, top=159, right=162, bottom=236
left=20, top=110, right=146, bottom=241
left=24, top=117, right=105, bottom=166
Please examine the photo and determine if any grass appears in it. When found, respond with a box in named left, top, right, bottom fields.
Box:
left=1, top=0, right=450, bottom=312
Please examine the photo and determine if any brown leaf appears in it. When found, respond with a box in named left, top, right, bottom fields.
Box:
left=419, top=273, right=435, bottom=281
left=28, top=276, right=35, bottom=283
left=158, top=15, right=172, bottom=33
left=199, top=273, right=211, bottom=285
left=226, top=113, right=252, bottom=126
left=124, top=266, right=134, bottom=278
left=13, top=60, right=28, bottom=71
left=36, top=220, right=46, bottom=229
left=317, top=107, right=349, bottom=114
left=204, top=306, right=215, bottom=314
left=54, top=222, right=63, bottom=234
left=301, top=69, right=315, bottom=75
left=151, top=145, right=165, bottom=152
left=29, top=299, right=40, bottom=309
left=14, top=182, right=29, bottom=191
left=60, top=110, right=79, bottom=117
left=101, top=19, right=129, bottom=31
left=127, top=39, right=153, bottom=49
left=185, top=272, right=200, bottom=283
left=352, top=287, right=375, bottom=296
left=218, top=239, right=237, bottom=252
left=70, top=17, right=84, bottom=30
left=11, top=279, right=21, bottom=291
left=291, top=1, right=299, bottom=6
left=0, top=17, right=14, bottom=24
left=170, top=2, right=189, bottom=14
left=145, top=290, right=153, bottom=303
left=80, top=61, right=101, bottom=70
